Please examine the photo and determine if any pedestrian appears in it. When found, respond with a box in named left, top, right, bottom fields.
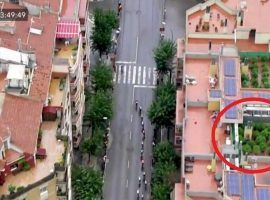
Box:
left=139, top=106, right=142, bottom=115
left=135, top=100, right=138, bottom=110
left=118, top=3, right=122, bottom=16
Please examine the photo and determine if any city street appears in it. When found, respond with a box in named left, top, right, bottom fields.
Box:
left=101, top=0, right=199, bottom=199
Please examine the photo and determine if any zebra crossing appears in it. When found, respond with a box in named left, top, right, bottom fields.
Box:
left=113, top=64, right=157, bottom=86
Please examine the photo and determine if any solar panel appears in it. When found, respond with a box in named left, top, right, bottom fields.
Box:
left=226, top=172, right=241, bottom=196
left=242, top=92, right=253, bottom=98
left=224, top=59, right=236, bottom=77
left=257, top=188, right=270, bottom=200
left=210, top=90, right=222, bottom=98
left=225, top=100, right=237, bottom=119
left=224, top=78, right=237, bottom=96
left=259, top=93, right=270, bottom=99
left=242, top=174, right=255, bottom=200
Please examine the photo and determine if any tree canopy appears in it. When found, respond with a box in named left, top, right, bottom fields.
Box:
left=91, top=63, right=113, bottom=92
left=72, top=166, right=103, bottom=200
left=148, top=82, right=176, bottom=127
left=153, top=39, right=176, bottom=76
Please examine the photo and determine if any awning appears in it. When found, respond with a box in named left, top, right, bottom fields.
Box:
left=56, top=19, right=80, bottom=38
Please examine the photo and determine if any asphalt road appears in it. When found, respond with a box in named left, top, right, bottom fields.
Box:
left=103, top=0, right=161, bottom=199
left=102, top=0, right=199, bottom=199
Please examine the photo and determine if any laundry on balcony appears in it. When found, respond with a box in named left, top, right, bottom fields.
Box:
left=36, top=148, right=47, bottom=159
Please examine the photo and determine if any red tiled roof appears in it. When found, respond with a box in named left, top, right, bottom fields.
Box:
left=0, top=121, right=10, bottom=142
left=1, top=94, right=43, bottom=154
left=5, top=149, right=23, bottom=164
left=56, top=19, right=80, bottom=38
left=21, top=0, right=61, bottom=13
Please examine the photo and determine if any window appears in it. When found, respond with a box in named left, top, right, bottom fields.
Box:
left=40, top=185, right=48, bottom=200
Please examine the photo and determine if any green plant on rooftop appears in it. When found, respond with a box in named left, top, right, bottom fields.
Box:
left=241, top=74, right=249, bottom=88
left=72, top=165, right=103, bottom=200
left=242, top=144, right=252, bottom=154
left=261, top=56, right=269, bottom=62
left=253, top=145, right=261, bottom=155
left=90, top=63, right=113, bottom=92
left=8, top=185, right=16, bottom=195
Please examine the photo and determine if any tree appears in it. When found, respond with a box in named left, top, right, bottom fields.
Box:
left=153, top=141, right=177, bottom=164
left=8, top=185, right=16, bottom=195
left=148, top=82, right=176, bottom=128
left=153, top=39, right=176, bottom=79
left=91, top=63, right=113, bottom=92
left=81, top=127, right=105, bottom=158
left=253, top=145, right=261, bottom=155
left=151, top=182, right=171, bottom=200
left=91, top=8, right=118, bottom=57
left=84, top=90, right=113, bottom=127
left=72, top=166, right=103, bottom=200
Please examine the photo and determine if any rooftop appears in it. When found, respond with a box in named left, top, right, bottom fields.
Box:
left=48, top=76, right=67, bottom=107
left=0, top=121, right=65, bottom=194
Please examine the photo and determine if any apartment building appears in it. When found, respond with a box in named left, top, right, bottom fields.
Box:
left=173, top=0, right=270, bottom=200
left=0, top=0, right=89, bottom=199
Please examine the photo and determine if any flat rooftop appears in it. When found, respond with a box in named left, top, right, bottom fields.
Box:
left=0, top=121, right=65, bottom=194
left=49, top=77, right=67, bottom=107
left=186, top=59, right=211, bottom=102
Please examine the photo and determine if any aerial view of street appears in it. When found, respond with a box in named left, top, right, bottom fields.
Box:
left=1, top=0, right=270, bottom=200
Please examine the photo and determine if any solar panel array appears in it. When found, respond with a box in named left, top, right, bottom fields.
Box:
left=225, top=100, right=237, bottom=119
left=257, top=188, right=270, bottom=200
left=242, top=92, right=254, bottom=98
left=242, top=174, right=255, bottom=200
left=259, top=93, right=270, bottom=99
left=226, top=172, right=241, bottom=196
left=210, top=90, right=222, bottom=98
left=224, top=59, right=236, bottom=77
left=224, top=78, right=237, bottom=96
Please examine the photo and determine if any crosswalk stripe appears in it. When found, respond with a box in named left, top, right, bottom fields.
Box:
left=113, top=71, right=116, bottom=82
left=123, top=65, right=127, bottom=84
left=143, top=66, right=146, bottom=85
left=147, top=67, right=151, bottom=85
left=128, top=65, right=132, bottom=84
left=137, top=66, right=141, bottom=84
left=132, top=66, right=136, bottom=84
left=117, top=65, right=122, bottom=83
left=153, top=68, right=157, bottom=85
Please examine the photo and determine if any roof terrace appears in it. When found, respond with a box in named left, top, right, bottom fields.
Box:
left=48, top=76, right=67, bottom=107
left=0, top=121, right=65, bottom=194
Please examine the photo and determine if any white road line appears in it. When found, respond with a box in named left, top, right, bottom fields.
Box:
left=137, top=66, right=141, bottom=84
left=127, top=160, right=130, bottom=168
left=117, top=65, right=122, bottom=83
left=123, top=65, right=127, bottom=84
left=134, top=85, right=156, bottom=88
left=129, top=131, right=132, bottom=140
left=130, top=115, right=133, bottom=122
left=132, top=66, right=136, bottom=84
left=135, top=36, right=139, bottom=63
left=143, top=66, right=146, bottom=85
left=113, top=72, right=116, bottom=82
left=115, top=61, right=135, bottom=64
left=153, top=68, right=157, bottom=85
left=128, top=65, right=132, bottom=84
left=126, top=179, right=129, bottom=188
left=148, top=67, right=151, bottom=85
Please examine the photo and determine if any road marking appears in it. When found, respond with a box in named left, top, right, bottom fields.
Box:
left=127, top=160, right=130, bottom=168
left=132, top=66, right=136, bottom=84
left=113, top=72, right=116, bottom=82
left=130, top=115, right=133, bottom=122
left=134, top=85, right=156, bottom=89
left=143, top=66, right=146, bottom=84
left=117, top=65, right=122, bottom=83
left=123, top=65, right=127, bottom=83
left=137, top=66, right=141, bottom=84
left=135, top=36, right=139, bottom=63
left=115, top=61, right=135, bottom=64
left=128, top=65, right=132, bottom=84
left=148, top=67, right=151, bottom=85
left=153, top=68, right=157, bottom=85
left=129, top=131, right=132, bottom=140
left=126, top=179, right=129, bottom=188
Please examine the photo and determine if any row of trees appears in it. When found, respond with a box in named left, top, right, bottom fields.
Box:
left=91, top=8, right=118, bottom=57
left=151, top=142, right=179, bottom=200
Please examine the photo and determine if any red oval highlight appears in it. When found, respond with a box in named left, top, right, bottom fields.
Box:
left=211, top=97, right=270, bottom=174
